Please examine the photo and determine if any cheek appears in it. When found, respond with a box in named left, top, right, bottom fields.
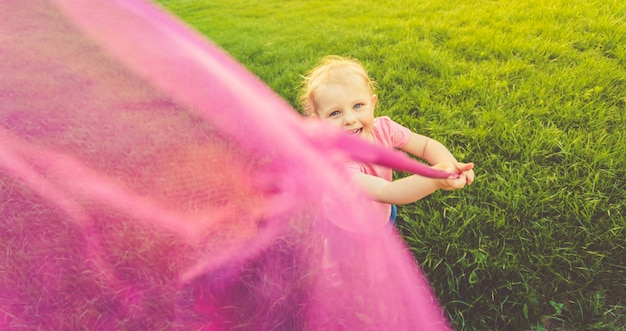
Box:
left=328, top=118, right=344, bottom=128
left=318, top=116, right=344, bottom=129
left=358, top=111, right=374, bottom=124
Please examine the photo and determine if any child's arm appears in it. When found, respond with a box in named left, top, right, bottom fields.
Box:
left=351, top=132, right=475, bottom=205
left=352, top=160, right=473, bottom=205
left=402, top=133, right=475, bottom=186
left=352, top=172, right=438, bottom=204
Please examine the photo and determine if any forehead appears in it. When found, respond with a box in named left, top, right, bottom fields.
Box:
left=315, top=80, right=370, bottom=100
left=312, top=70, right=371, bottom=101
left=314, top=81, right=371, bottom=114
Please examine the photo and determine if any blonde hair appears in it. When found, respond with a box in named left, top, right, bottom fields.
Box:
left=299, top=55, right=376, bottom=116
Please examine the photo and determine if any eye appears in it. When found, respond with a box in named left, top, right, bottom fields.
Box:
left=353, top=103, right=364, bottom=110
left=329, top=110, right=341, bottom=117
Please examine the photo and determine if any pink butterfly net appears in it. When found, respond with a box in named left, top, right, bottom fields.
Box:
left=0, top=0, right=453, bottom=329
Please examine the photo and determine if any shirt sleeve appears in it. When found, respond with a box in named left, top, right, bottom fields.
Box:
left=375, top=116, right=412, bottom=149
left=344, top=116, right=412, bottom=179
left=345, top=160, right=365, bottom=175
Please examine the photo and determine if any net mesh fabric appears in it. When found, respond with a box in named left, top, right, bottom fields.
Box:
left=0, top=0, right=451, bottom=329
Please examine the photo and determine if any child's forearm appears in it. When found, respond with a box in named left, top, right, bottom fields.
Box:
left=354, top=173, right=440, bottom=205
left=378, top=174, right=440, bottom=204
left=421, top=138, right=458, bottom=165
left=403, top=133, right=459, bottom=165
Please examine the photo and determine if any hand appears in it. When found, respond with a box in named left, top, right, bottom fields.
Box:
left=432, top=161, right=475, bottom=190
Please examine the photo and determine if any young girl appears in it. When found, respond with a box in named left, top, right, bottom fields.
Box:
left=300, top=55, right=475, bottom=224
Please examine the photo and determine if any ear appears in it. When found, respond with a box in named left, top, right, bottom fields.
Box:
left=305, top=113, right=320, bottom=122
left=371, top=94, right=378, bottom=107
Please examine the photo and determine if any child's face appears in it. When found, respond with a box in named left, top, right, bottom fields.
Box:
left=313, top=80, right=377, bottom=141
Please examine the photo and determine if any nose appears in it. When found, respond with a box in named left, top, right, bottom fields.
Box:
left=343, top=110, right=357, bottom=125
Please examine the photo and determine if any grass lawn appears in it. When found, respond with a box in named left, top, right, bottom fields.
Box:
left=157, top=0, right=625, bottom=329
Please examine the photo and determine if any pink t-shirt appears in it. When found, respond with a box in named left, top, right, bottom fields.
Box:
left=346, top=116, right=412, bottom=222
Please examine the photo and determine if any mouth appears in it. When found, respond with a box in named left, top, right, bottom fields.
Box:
left=348, top=128, right=363, bottom=135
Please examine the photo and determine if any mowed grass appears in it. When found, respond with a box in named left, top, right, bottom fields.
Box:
left=157, top=0, right=625, bottom=329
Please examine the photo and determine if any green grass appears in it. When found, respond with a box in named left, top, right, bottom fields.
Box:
left=157, top=0, right=625, bottom=329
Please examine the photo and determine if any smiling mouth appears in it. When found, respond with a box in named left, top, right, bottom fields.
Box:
left=349, top=128, right=363, bottom=135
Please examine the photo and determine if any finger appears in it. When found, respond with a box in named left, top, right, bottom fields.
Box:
left=464, top=170, right=475, bottom=185
left=457, top=175, right=467, bottom=187
left=448, top=176, right=466, bottom=189
left=456, top=162, right=474, bottom=172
